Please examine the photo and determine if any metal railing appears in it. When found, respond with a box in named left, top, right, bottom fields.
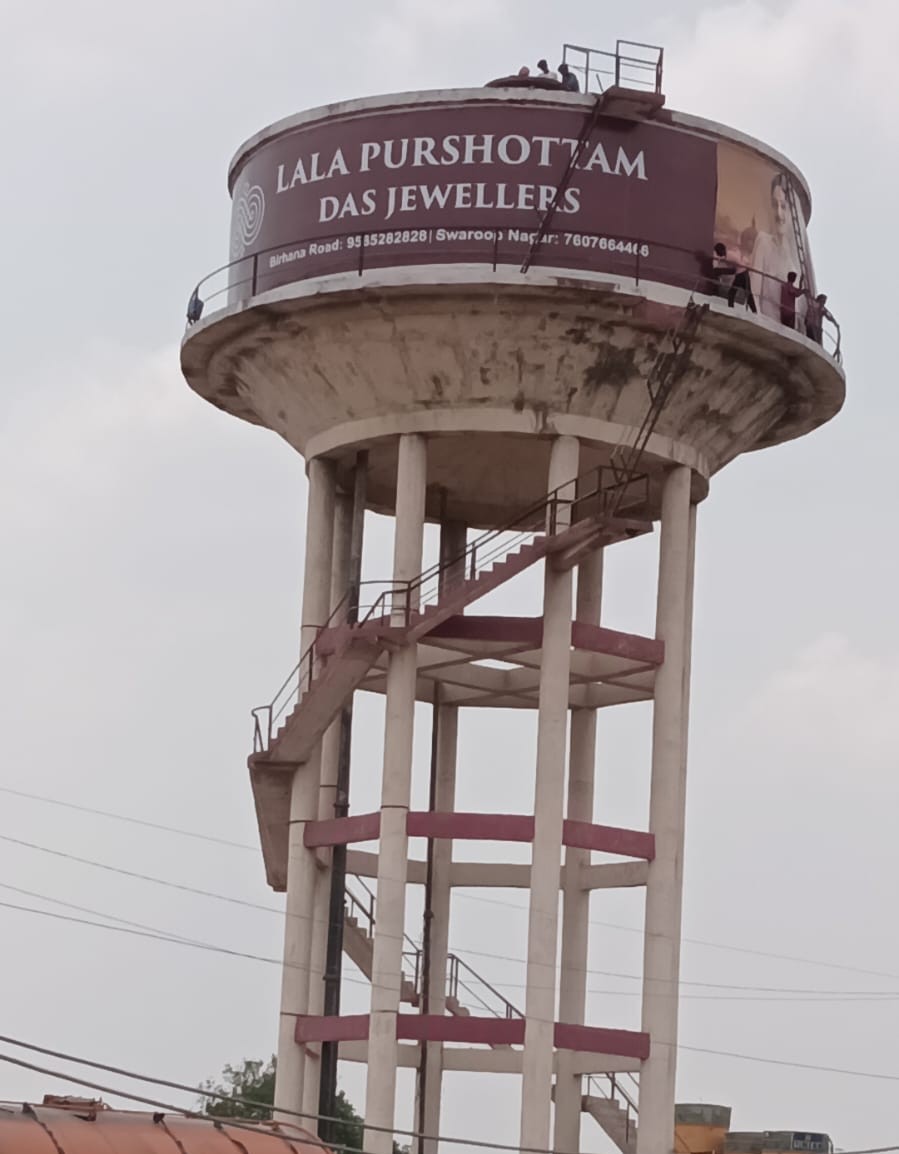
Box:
left=587, top=1070, right=641, bottom=1144
left=344, top=874, right=422, bottom=995
left=341, top=872, right=640, bottom=1121
left=447, top=952, right=523, bottom=1021
left=185, top=224, right=841, bottom=362
left=562, top=39, right=664, bottom=95
left=249, top=464, right=650, bottom=754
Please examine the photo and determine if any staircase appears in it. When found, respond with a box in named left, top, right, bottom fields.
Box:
left=584, top=1089, right=638, bottom=1154
left=250, top=471, right=652, bottom=768
left=342, top=873, right=639, bottom=1151
left=343, top=876, right=421, bottom=1007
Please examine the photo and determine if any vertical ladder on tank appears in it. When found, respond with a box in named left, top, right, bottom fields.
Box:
left=520, top=93, right=605, bottom=273
left=606, top=300, right=708, bottom=517
left=786, top=177, right=811, bottom=289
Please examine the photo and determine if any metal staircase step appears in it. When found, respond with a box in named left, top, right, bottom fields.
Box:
left=582, top=1095, right=637, bottom=1154
left=263, top=635, right=383, bottom=765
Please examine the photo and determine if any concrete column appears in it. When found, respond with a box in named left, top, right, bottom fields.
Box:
left=636, top=467, right=695, bottom=1154
left=418, top=521, right=467, bottom=1154
left=520, top=435, right=580, bottom=1153
left=274, top=457, right=337, bottom=1119
left=553, top=545, right=603, bottom=1154
left=304, top=490, right=353, bottom=1118
left=365, top=434, right=428, bottom=1154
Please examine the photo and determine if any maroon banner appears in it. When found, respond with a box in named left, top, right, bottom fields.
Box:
left=227, top=101, right=718, bottom=296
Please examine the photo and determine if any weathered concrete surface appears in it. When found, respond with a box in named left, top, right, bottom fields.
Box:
left=182, top=275, right=843, bottom=526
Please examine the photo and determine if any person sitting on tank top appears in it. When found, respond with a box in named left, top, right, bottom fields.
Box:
left=559, top=63, right=580, bottom=91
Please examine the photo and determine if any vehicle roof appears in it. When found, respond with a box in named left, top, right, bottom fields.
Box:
left=0, top=1100, right=325, bottom=1153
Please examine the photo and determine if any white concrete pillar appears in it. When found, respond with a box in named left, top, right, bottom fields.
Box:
left=636, top=466, right=695, bottom=1154
left=304, top=490, right=353, bottom=1117
left=520, top=435, right=580, bottom=1152
left=274, top=457, right=337, bottom=1119
left=365, top=434, right=428, bottom=1154
left=553, top=545, right=603, bottom=1153
left=418, top=521, right=466, bottom=1154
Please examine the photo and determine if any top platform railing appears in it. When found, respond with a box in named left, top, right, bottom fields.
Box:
left=185, top=223, right=842, bottom=363
left=561, top=39, right=664, bottom=95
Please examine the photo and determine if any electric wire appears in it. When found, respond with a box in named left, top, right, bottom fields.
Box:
left=4, top=784, right=896, bottom=986
left=0, top=1043, right=581, bottom=1154
left=4, top=836, right=899, bottom=1002
left=0, top=784, right=257, bottom=851
left=2, top=1034, right=899, bottom=1152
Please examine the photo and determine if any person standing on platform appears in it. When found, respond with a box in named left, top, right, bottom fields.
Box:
left=537, top=58, right=559, bottom=82
left=559, top=62, right=580, bottom=91
left=710, top=243, right=736, bottom=299
left=805, top=292, right=833, bottom=345
left=780, top=272, right=803, bottom=329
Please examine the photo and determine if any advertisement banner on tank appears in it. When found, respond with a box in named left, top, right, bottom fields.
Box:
left=225, top=101, right=812, bottom=309
left=714, top=139, right=814, bottom=324
left=228, top=103, right=718, bottom=294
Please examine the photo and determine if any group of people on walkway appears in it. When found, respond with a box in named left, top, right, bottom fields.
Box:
left=516, top=58, right=580, bottom=90
left=709, top=244, right=833, bottom=345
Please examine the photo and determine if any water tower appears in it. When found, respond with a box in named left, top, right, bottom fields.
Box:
left=181, top=41, right=843, bottom=1154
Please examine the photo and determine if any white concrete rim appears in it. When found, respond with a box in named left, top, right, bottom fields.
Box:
left=304, top=408, right=711, bottom=479
left=183, top=261, right=844, bottom=388
left=226, top=87, right=813, bottom=217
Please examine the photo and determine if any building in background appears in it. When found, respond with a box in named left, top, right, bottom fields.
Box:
left=181, top=38, right=844, bottom=1154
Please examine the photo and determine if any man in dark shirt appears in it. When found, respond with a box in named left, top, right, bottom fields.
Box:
left=780, top=271, right=803, bottom=328
left=559, top=62, right=580, bottom=91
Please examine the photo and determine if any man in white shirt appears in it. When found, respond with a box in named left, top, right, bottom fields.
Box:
left=537, top=58, right=560, bottom=82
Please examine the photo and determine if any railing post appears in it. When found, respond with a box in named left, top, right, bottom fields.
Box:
left=251, top=253, right=258, bottom=296
left=493, top=228, right=500, bottom=271
left=358, top=232, right=365, bottom=276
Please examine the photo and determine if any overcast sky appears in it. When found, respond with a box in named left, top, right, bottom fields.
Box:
left=1, top=1, right=898, bottom=1151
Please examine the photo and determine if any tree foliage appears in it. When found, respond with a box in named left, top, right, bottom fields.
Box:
left=202, top=1056, right=404, bottom=1153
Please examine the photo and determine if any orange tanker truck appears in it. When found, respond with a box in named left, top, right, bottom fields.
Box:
left=0, top=1096, right=329, bottom=1153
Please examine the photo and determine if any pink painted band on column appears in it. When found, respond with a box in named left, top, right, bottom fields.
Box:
left=305, top=811, right=654, bottom=860
left=294, top=1013, right=650, bottom=1058
left=563, top=819, right=655, bottom=861
left=304, top=811, right=381, bottom=848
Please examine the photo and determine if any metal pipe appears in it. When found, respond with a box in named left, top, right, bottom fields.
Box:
left=318, top=451, right=368, bottom=1140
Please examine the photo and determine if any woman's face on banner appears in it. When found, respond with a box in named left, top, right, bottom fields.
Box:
left=771, top=180, right=789, bottom=237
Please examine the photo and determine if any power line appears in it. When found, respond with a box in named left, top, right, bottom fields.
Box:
left=4, top=782, right=897, bottom=986
left=4, top=1031, right=899, bottom=1149
left=0, top=883, right=212, bottom=947
left=5, top=884, right=899, bottom=1016
left=0, top=1040, right=581, bottom=1154
left=0, top=785, right=257, bottom=851
left=453, top=890, right=899, bottom=985
left=0, top=832, right=281, bottom=915
left=0, top=1050, right=353, bottom=1154
left=4, top=832, right=898, bottom=1000
left=0, top=897, right=408, bottom=999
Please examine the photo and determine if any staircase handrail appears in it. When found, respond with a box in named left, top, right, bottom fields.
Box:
left=345, top=873, right=422, bottom=956
left=447, top=951, right=524, bottom=1021
left=355, top=463, right=651, bottom=630
left=251, top=593, right=355, bottom=753
left=250, top=462, right=652, bottom=753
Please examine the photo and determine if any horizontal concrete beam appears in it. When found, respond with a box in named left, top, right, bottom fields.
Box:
left=309, top=811, right=654, bottom=860
left=347, top=854, right=647, bottom=890
left=334, top=1041, right=640, bottom=1076
left=580, top=861, right=649, bottom=890
left=449, top=861, right=531, bottom=888
left=297, top=1013, right=649, bottom=1058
